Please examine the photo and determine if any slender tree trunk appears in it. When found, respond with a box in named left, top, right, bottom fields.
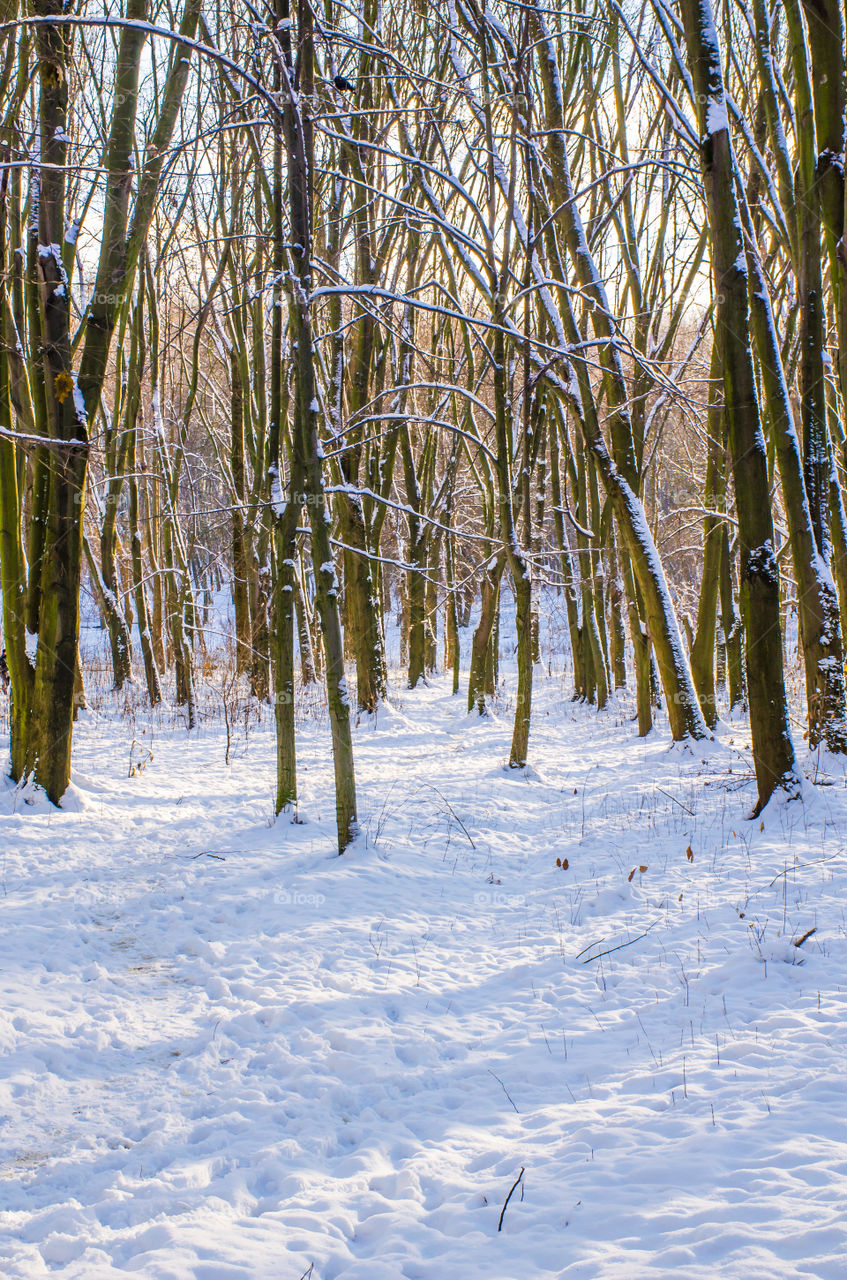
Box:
left=549, top=409, right=585, bottom=697
left=0, top=328, right=32, bottom=775
left=681, top=0, right=796, bottom=808
left=126, top=381, right=161, bottom=705
left=273, top=517, right=298, bottom=812
left=295, top=561, right=317, bottom=686
left=279, top=0, right=356, bottom=850
left=230, top=348, right=252, bottom=677
left=407, top=534, right=427, bottom=688
left=720, top=527, right=746, bottom=714
left=690, top=350, right=725, bottom=729
left=425, top=543, right=439, bottom=675
left=743, top=208, right=847, bottom=752
left=607, top=534, right=627, bottom=690
left=468, top=551, right=506, bottom=714
left=445, top=519, right=461, bottom=695
left=0, top=149, right=33, bottom=778
left=337, top=498, right=386, bottom=712
left=797, top=0, right=847, bottom=412
left=26, top=0, right=90, bottom=801
left=83, top=532, right=131, bottom=688
left=250, top=564, right=271, bottom=701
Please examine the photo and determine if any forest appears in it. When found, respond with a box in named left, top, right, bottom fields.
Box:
left=2, top=0, right=847, bottom=1275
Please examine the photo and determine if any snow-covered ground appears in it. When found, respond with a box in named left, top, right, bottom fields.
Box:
left=2, top=656, right=847, bottom=1278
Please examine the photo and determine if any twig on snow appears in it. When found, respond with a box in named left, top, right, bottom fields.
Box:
left=488, top=1068, right=519, bottom=1113
left=498, top=1167, right=525, bottom=1231
left=415, top=782, right=476, bottom=848
left=580, top=920, right=661, bottom=964
left=654, top=786, right=694, bottom=815
left=768, top=854, right=840, bottom=887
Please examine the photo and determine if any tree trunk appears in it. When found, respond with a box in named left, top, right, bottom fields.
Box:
left=26, top=0, right=90, bottom=801
left=468, top=552, right=505, bottom=714
left=295, top=559, right=318, bottom=686
left=690, top=350, right=725, bottom=729
left=126, top=378, right=161, bottom=706
left=230, top=347, right=252, bottom=677
left=743, top=209, right=847, bottom=752
left=681, top=0, right=796, bottom=808
left=445, top=520, right=461, bottom=695
left=279, top=0, right=356, bottom=851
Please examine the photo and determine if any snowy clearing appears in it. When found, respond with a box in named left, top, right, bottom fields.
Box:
left=2, top=670, right=847, bottom=1279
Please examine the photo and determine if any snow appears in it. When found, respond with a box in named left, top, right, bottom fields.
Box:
left=71, top=373, right=87, bottom=427
left=269, top=465, right=286, bottom=518
left=37, top=243, right=65, bottom=270
left=2, top=644, right=847, bottom=1276
left=705, top=98, right=728, bottom=136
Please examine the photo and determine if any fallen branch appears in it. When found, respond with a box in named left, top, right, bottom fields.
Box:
left=768, top=854, right=841, bottom=887
left=580, top=920, right=661, bottom=964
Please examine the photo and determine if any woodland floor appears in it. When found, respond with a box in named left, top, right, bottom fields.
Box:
left=2, top=626, right=847, bottom=1278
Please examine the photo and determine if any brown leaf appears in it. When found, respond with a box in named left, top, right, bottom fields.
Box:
left=686, top=846, right=694, bottom=862
left=53, top=370, right=74, bottom=404
left=628, top=868, right=636, bottom=882
left=561, top=858, right=569, bottom=871
left=639, top=865, right=648, bottom=873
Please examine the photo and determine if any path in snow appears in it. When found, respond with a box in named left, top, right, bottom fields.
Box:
left=2, top=673, right=847, bottom=1278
